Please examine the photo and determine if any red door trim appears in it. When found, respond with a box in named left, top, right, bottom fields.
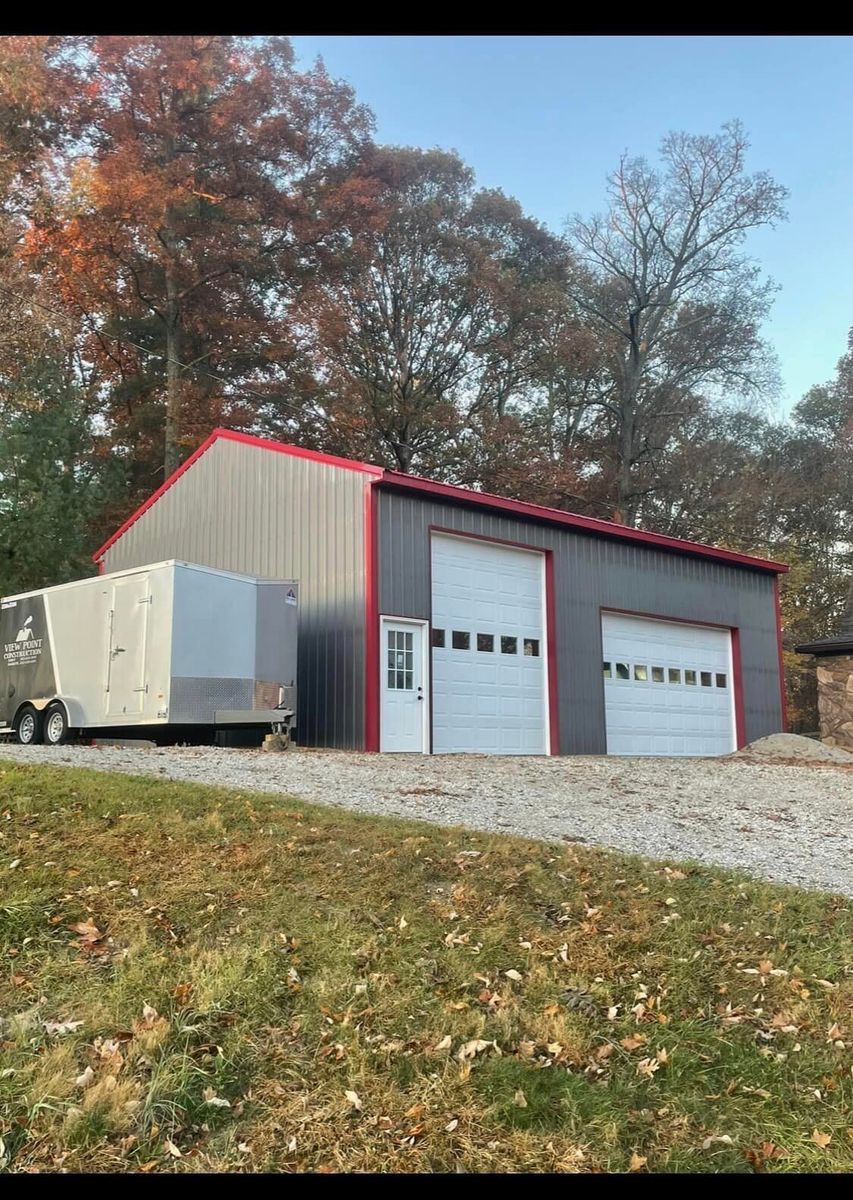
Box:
left=600, top=606, right=746, bottom=752
left=429, top=526, right=560, bottom=756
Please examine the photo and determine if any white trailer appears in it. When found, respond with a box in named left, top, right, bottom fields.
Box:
left=0, top=560, right=298, bottom=745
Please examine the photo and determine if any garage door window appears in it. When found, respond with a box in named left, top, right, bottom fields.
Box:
left=451, top=630, right=470, bottom=650
left=477, top=633, right=495, bottom=652
left=524, top=638, right=540, bottom=657
left=668, top=668, right=681, bottom=684
left=634, top=664, right=648, bottom=681
left=431, top=628, right=446, bottom=648
left=501, top=636, right=518, bottom=655
left=615, top=662, right=630, bottom=680
left=700, top=671, right=712, bottom=687
left=716, top=673, right=727, bottom=688
left=684, top=670, right=697, bottom=685
left=602, top=661, right=612, bottom=678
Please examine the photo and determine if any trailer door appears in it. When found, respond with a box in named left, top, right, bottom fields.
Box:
left=106, top=575, right=150, bottom=717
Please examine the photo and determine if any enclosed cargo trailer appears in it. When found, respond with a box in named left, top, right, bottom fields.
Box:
left=0, top=560, right=298, bottom=745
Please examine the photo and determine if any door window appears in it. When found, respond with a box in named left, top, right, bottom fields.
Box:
left=387, top=629, right=414, bottom=690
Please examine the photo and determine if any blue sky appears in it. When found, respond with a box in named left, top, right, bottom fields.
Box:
left=291, top=34, right=853, bottom=417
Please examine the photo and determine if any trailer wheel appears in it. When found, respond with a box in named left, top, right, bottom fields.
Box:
left=43, top=702, right=69, bottom=746
left=14, top=705, right=42, bottom=745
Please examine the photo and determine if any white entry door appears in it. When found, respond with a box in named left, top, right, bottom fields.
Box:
left=431, top=533, right=548, bottom=754
left=380, top=619, right=428, bottom=752
left=601, top=612, right=736, bottom=757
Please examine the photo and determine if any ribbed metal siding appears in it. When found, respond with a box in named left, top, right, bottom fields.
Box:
left=376, top=490, right=782, bottom=753
left=101, top=440, right=368, bottom=749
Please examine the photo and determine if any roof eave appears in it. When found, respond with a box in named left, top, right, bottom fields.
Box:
left=376, top=472, right=789, bottom=575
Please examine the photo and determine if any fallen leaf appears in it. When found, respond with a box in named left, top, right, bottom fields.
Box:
left=345, top=1089, right=363, bottom=1111
left=620, top=1034, right=648, bottom=1052
left=629, top=1152, right=648, bottom=1171
left=504, top=969, right=523, bottom=982
left=163, top=1139, right=182, bottom=1159
left=513, top=1089, right=528, bottom=1108
left=811, top=1129, right=832, bottom=1149
left=445, top=1118, right=459, bottom=1132
left=75, top=1066, right=95, bottom=1088
left=43, top=1019, right=84, bottom=1036
left=433, top=1035, right=452, bottom=1053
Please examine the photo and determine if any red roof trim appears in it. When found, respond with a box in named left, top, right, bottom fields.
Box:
left=92, top=428, right=382, bottom=563
left=379, top=471, right=788, bottom=575
left=93, top=427, right=788, bottom=576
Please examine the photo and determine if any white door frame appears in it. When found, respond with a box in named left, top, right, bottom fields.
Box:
left=379, top=615, right=430, bottom=753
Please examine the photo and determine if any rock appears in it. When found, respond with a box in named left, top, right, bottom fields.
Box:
left=732, top=732, right=853, bottom=763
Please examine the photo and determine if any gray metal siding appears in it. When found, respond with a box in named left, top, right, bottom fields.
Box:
left=101, top=440, right=368, bottom=749
left=376, top=489, right=782, bottom=753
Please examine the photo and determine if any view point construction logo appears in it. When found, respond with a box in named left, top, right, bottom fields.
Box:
left=3, top=615, right=44, bottom=666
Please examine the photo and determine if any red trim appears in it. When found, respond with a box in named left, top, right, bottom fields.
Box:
left=429, top=526, right=559, bottom=755
left=601, top=606, right=746, bottom=751
left=92, top=429, right=221, bottom=563
left=774, top=575, right=789, bottom=732
left=93, top=425, right=787, bottom=578
left=730, top=626, right=747, bottom=750
left=363, top=480, right=380, bottom=752
left=92, top=427, right=382, bottom=563
left=97, top=559, right=105, bottom=576
left=382, top=472, right=788, bottom=575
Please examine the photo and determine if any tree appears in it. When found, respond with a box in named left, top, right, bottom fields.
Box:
left=293, top=146, right=570, bottom=477
left=566, top=122, right=787, bottom=523
left=22, top=35, right=373, bottom=487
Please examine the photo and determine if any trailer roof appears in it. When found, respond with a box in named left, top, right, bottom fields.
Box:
left=92, top=428, right=788, bottom=576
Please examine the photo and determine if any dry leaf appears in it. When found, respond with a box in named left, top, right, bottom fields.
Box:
left=620, top=1034, right=647, bottom=1051
left=163, top=1139, right=182, bottom=1159
left=504, top=969, right=523, bottom=982
left=513, top=1089, right=528, bottom=1108
left=75, top=1066, right=95, bottom=1088
left=445, top=1118, right=459, bottom=1132
left=811, top=1129, right=832, bottom=1149
left=345, top=1089, right=363, bottom=1111
left=433, top=1035, right=452, bottom=1053
left=629, top=1152, right=648, bottom=1171
left=398, top=916, right=408, bottom=930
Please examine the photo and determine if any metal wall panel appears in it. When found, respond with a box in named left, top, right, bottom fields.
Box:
left=376, top=489, right=783, bottom=753
left=101, top=440, right=368, bottom=749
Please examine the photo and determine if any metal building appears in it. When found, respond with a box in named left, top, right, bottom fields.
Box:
left=94, top=428, right=788, bottom=756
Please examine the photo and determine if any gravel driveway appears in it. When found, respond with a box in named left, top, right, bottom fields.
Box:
left=3, top=743, right=852, bottom=897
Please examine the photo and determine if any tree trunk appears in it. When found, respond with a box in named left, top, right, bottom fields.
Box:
left=163, top=222, right=181, bottom=479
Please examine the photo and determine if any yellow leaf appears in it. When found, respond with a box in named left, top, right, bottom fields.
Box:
left=811, top=1129, right=832, bottom=1149
left=513, top=1089, right=528, bottom=1108
left=345, top=1090, right=363, bottom=1111
left=629, top=1152, right=648, bottom=1171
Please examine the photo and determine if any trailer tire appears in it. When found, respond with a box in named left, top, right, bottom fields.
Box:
left=43, top=702, right=70, bottom=746
left=14, top=705, right=42, bottom=745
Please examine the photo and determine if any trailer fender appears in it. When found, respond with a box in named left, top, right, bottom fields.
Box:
left=18, top=696, right=84, bottom=728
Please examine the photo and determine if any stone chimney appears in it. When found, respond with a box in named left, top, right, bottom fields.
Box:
left=796, top=580, right=853, bottom=750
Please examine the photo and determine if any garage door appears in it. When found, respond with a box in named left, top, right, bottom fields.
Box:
left=601, top=612, right=735, bottom=757
left=431, top=533, right=547, bottom=754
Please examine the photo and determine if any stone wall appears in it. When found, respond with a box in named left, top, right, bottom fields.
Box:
left=816, top=655, right=853, bottom=751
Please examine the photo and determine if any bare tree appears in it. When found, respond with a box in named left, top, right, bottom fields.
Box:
left=567, top=121, right=787, bottom=523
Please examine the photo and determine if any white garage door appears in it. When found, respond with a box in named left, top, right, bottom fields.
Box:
left=431, top=534, right=547, bottom=754
left=601, top=612, right=735, bottom=757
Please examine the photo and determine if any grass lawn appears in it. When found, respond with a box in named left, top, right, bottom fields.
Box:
left=1, top=760, right=852, bottom=1174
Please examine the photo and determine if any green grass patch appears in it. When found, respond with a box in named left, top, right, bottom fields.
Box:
left=1, top=758, right=852, bottom=1173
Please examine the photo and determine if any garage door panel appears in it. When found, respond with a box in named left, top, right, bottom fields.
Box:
left=602, top=613, right=735, bottom=757
left=432, top=534, right=547, bottom=755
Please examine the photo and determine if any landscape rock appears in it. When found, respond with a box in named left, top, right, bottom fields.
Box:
left=732, top=732, right=853, bottom=763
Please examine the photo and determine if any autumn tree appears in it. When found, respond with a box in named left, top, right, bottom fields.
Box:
left=23, top=35, right=372, bottom=488
left=293, top=146, right=571, bottom=478
left=565, top=121, right=787, bottom=523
